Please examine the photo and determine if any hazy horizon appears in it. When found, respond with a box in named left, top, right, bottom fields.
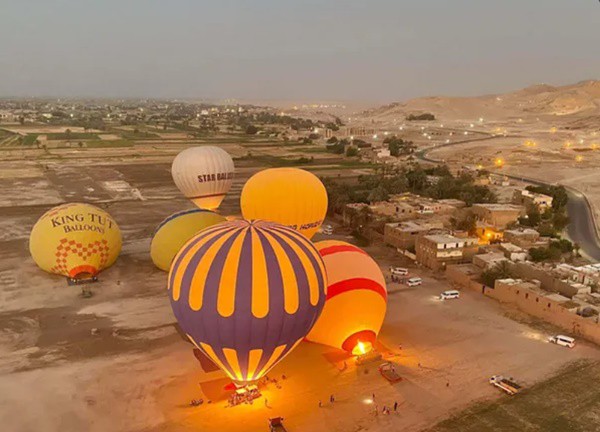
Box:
left=1, top=0, right=599, bottom=102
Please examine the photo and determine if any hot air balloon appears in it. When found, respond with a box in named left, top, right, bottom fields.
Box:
left=306, top=240, right=387, bottom=355
left=240, top=168, right=327, bottom=239
left=29, top=203, right=121, bottom=279
left=150, top=209, right=226, bottom=272
left=169, top=219, right=326, bottom=385
left=171, top=146, right=235, bottom=210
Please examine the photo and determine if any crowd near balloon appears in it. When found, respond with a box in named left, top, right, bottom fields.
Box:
left=28, top=145, right=388, bottom=387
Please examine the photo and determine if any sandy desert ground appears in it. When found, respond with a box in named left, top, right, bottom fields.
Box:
left=1, top=140, right=600, bottom=432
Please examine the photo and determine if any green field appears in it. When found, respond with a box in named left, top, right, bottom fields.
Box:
left=428, top=360, right=600, bottom=432
left=21, top=134, right=39, bottom=146
left=116, top=130, right=161, bottom=140
left=83, top=139, right=133, bottom=148
left=45, top=132, right=99, bottom=140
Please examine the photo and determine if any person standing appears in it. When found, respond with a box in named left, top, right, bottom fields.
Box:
left=394, top=401, right=398, bottom=412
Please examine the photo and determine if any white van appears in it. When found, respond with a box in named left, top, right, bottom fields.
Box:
left=548, top=335, right=575, bottom=348
left=390, top=267, right=408, bottom=276
left=440, top=290, right=460, bottom=300
left=406, top=277, right=422, bottom=287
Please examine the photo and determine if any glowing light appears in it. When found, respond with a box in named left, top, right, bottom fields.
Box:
left=373, top=134, right=378, bottom=139
left=350, top=135, right=354, bottom=140
left=470, top=123, right=475, bottom=128
left=495, top=158, right=504, bottom=167
left=550, top=127, right=557, bottom=133
left=576, top=155, right=583, bottom=162
left=564, top=141, right=572, bottom=149
left=352, top=340, right=373, bottom=356
left=363, top=398, right=374, bottom=405
left=479, top=117, right=484, bottom=122
left=464, top=131, right=469, bottom=135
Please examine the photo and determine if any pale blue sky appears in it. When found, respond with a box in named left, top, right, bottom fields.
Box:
left=0, top=0, right=598, bottom=101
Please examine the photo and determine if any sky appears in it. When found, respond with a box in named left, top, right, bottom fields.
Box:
left=0, top=0, right=599, bottom=102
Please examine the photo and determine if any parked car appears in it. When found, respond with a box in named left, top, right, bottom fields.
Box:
left=390, top=266, right=409, bottom=276
left=489, top=375, right=521, bottom=395
left=440, top=290, right=460, bottom=300
left=406, top=277, right=422, bottom=287
left=548, top=335, right=575, bottom=348
left=321, top=225, right=333, bottom=235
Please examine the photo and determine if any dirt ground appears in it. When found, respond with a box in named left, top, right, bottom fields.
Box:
left=427, top=359, right=600, bottom=432
left=1, top=140, right=600, bottom=432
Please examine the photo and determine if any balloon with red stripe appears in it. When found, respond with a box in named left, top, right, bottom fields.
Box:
left=306, top=240, right=387, bottom=355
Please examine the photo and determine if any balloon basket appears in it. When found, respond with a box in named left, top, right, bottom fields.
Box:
left=355, top=349, right=382, bottom=366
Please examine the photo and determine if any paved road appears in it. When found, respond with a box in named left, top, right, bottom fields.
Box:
left=417, top=137, right=600, bottom=261
left=566, top=190, right=600, bottom=261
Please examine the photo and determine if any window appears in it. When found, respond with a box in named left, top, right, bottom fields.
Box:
left=525, top=293, right=529, bottom=299
left=536, top=298, right=539, bottom=303
left=516, top=290, right=520, bottom=295
left=548, top=303, right=551, bottom=308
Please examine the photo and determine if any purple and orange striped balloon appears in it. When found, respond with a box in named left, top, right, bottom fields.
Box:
left=169, top=219, right=327, bottom=384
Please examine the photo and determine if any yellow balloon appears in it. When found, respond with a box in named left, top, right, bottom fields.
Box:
left=240, top=168, right=328, bottom=238
left=29, top=203, right=121, bottom=278
left=150, top=209, right=226, bottom=271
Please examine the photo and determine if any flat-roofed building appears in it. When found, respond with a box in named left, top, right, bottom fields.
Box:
left=471, top=203, right=525, bottom=228
left=504, top=227, right=541, bottom=248
left=384, top=220, right=445, bottom=250
left=416, top=234, right=478, bottom=270
left=512, top=189, right=553, bottom=211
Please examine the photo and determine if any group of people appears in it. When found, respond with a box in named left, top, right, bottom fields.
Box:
left=228, top=387, right=261, bottom=407
left=372, top=395, right=400, bottom=416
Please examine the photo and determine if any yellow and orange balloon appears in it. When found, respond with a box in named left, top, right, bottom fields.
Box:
left=240, top=168, right=327, bottom=239
left=306, top=240, right=387, bottom=355
left=29, top=203, right=121, bottom=278
left=150, top=209, right=226, bottom=271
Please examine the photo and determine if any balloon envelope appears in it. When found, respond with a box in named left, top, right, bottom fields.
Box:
left=169, top=219, right=327, bottom=384
left=240, top=168, right=327, bottom=239
left=29, top=203, right=122, bottom=278
left=171, top=146, right=234, bottom=210
left=306, top=240, right=387, bottom=354
left=150, top=209, right=226, bottom=271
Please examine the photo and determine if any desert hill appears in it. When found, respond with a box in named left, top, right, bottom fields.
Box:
left=364, top=80, right=600, bottom=121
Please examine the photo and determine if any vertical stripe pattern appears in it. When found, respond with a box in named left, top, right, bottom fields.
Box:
left=169, top=219, right=327, bottom=383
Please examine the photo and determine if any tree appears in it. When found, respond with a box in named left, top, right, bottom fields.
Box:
left=450, top=212, right=477, bottom=235
left=245, top=124, right=259, bottom=135
left=406, top=113, right=435, bottom=121
left=481, top=261, right=513, bottom=288
left=368, top=185, right=389, bottom=203
left=345, top=146, right=358, bottom=157
left=326, top=136, right=338, bottom=144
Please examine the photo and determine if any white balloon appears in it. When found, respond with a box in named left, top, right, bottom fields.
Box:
left=171, top=146, right=235, bottom=210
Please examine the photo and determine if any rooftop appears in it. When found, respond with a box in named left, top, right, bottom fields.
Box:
left=473, top=203, right=523, bottom=211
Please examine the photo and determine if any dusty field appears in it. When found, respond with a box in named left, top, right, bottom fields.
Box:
left=1, top=139, right=599, bottom=432
left=427, top=360, right=600, bottom=432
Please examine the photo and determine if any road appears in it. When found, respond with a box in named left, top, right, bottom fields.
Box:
left=417, top=136, right=600, bottom=261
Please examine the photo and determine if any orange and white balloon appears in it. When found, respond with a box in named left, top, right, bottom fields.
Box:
left=171, top=146, right=234, bottom=210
